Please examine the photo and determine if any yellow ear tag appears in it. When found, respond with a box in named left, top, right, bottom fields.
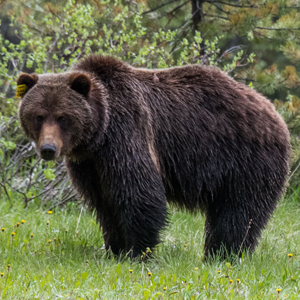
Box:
left=16, top=84, right=28, bottom=98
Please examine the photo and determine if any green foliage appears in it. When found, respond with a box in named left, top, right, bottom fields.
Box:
left=275, top=95, right=300, bottom=189
left=145, top=0, right=300, bottom=99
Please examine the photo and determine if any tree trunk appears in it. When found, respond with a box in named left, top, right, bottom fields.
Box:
left=191, top=0, right=204, bottom=34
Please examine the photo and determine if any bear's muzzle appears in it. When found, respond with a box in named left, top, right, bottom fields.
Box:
left=40, top=144, right=56, bottom=161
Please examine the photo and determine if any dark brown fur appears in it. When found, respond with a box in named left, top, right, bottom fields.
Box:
left=18, top=55, right=290, bottom=258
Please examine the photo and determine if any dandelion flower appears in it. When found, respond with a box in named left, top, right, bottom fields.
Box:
left=11, top=232, right=15, bottom=237
left=163, top=287, right=167, bottom=291
left=218, top=270, right=221, bottom=274
left=194, top=267, right=199, bottom=270
left=129, top=269, right=133, bottom=273
left=46, top=221, right=49, bottom=226
left=31, top=233, right=34, bottom=238
left=48, top=211, right=53, bottom=214
left=16, top=223, right=20, bottom=227
left=184, top=244, right=187, bottom=247
left=0, top=273, right=4, bottom=278
left=148, top=272, right=152, bottom=277
left=1, top=228, right=5, bottom=232
left=277, top=289, right=282, bottom=292
left=237, top=279, right=240, bottom=283
left=21, top=220, right=25, bottom=224
left=229, top=279, right=233, bottom=283
left=48, top=239, right=51, bottom=243
left=288, top=253, right=293, bottom=257
left=35, top=250, right=37, bottom=253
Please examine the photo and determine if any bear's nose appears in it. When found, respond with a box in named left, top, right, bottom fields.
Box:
left=40, top=144, right=56, bottom=161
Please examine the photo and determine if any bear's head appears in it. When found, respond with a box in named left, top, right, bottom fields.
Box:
left=17, top=72, right=108, bottom=161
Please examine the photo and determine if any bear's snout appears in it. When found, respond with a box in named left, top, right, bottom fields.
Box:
left=38, top=123, right=62, bottom=160
left=40, top=144, right=56, bottom=161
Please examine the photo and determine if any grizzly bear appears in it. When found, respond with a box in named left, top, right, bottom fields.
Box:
left=17, top=55, right=290, bottom=259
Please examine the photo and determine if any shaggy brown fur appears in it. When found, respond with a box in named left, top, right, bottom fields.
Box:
left=17, top=55, right=290, bottom=259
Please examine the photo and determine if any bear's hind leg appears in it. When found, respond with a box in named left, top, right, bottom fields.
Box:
left=204, top=198, right=275, bottom=260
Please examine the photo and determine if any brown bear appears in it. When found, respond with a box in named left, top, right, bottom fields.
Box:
left=17, top=55, right=290, bottom=259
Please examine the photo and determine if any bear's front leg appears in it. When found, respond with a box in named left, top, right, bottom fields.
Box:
left=98, top=164, right=167, bottom=257
left=94, top=139, right=168, bottom=258
left=99, top=192, right=168, bottom=257
left=67, top=155, right=167, bottom=257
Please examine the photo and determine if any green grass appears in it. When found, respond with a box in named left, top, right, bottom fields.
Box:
left=1, top=194, right=300, bottom=299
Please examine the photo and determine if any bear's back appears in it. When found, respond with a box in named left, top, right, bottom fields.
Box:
left=74, top=55, right=290, bottom=209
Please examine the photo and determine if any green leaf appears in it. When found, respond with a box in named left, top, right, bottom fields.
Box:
left=43, top=169, right=56, bottom=181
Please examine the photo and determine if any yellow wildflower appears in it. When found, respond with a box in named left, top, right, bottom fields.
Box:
left=1, top=228, right=5, bottom=232
left=21, top=220, right=25, bottom=224
left=288, top=253, right=293, bottom=257
left=48, top=211, right=53, bottom=214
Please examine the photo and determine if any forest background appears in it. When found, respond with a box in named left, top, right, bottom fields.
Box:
left=1, top=0, right=300, bottom=206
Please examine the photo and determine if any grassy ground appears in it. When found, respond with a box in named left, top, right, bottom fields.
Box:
left=1, top=193, right=300, bottom=300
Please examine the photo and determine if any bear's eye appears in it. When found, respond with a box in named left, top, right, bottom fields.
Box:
left=57, top=116, right=67, bottom=125
left=36, top=116, right=44, bottom=123
left=58, top=116, right=66, bottom=122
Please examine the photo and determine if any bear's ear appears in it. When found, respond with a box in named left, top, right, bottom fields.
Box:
left=69, top=73, right=91, bottom=97
left=16, top=73, right=38, bottom=97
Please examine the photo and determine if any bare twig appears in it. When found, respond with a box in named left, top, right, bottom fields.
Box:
left=75, top=205, right=84, bottom=235
left=237, top=219, right=252, bottom=257
left=288, top=160, right=300, bottom=183
left=203, top=13, right=230, bottom=20
left=205, top=1, right=256, bottom=8
left=211, top=2, right=229, bottom=14
left=159, top=0, right=190, bottom=19
left=142, top=0, right=182, bottom=15
left=256, top=26, right=300, bottom=31
left=0, top=182, right=12, bottom=204
left=48, top=193, right=79, bottom=211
